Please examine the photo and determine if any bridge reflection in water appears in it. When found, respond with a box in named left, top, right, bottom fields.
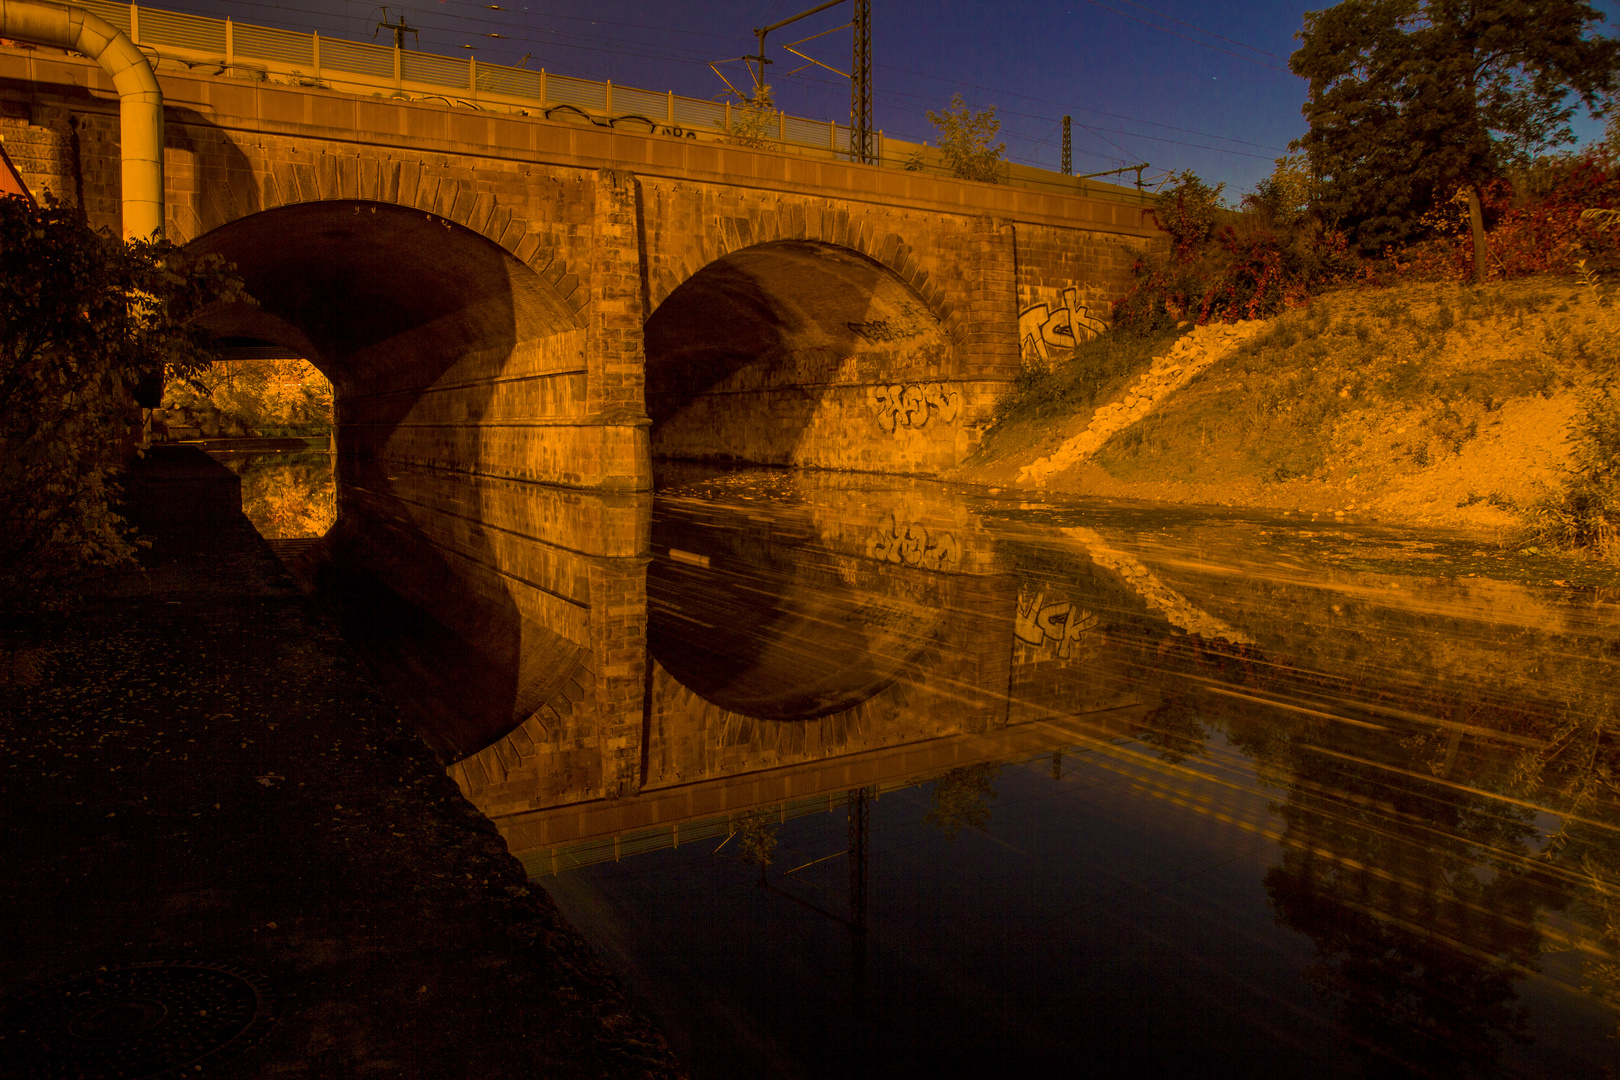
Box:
left=264, top=458, right=1620, bottom=1079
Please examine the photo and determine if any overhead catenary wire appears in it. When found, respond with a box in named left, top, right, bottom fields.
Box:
left=174, top=0, right=1287, bottom=154
left=135, top=0, right=1286, bottom=173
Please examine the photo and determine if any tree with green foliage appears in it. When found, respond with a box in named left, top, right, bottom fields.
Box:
left=719, top=85, right=779, bottom=148
left=925, top=94, right=1007, bottom=184
left=1291, top=0, right=1620, bottom=258
left=162, top=357, right=333, bottom=438
left=1113, top=169, right=1354, bottom=333
left=1243, top=153, right=1318, bottom=229
left=0, top=195, right=246, bottom=595
left=1153, top=169, right=1227, bottom=260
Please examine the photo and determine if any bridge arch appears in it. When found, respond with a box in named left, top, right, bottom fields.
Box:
left=645, top=238, right=967, bottom=474
left=168, top=146, right=587, bottom=317
left=186, top=199, right=591, bottom=487
left=646, top=209, right=965, bottom=346
left=187, top=198, right=601, bottom=766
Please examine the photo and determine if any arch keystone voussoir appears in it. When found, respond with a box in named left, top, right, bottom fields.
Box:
left=396, top=161, right=423, bottom=206
left=357, top=157, right=380, bottom=201
left=315, top=154, right=338, bottom=200
left=380, top=160, right=402, bottom=203
left=336, top=156, right=360, bottom=200
left=482, top=204, right=513, bottom=243
left=292, top=162, right=318, bottom=203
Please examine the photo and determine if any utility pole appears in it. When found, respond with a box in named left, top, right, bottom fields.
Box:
left=850, top=0, right=873, bottom=164
left=752, top=0, right=845, bottom=96
left=375, top=7, right=418, bottom=50
left=1061, top=115, right=1072, bottom=176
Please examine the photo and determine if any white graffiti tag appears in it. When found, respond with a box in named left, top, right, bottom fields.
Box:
left=865, top=514, right=960, bottom=571
left=868, top=382, right=962, bottom=434
left=1015, top=589, right=1099, bottom=660
left=1018, top=286, right=1107, bottom=363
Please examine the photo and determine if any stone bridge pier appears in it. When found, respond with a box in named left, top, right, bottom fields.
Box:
left=0, top=47, right=1161, bottom=491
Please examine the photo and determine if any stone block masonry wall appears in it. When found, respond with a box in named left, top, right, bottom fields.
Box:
left=964, top=217, right=1021, bottom=383
left=1015, top=222, right=1148, bottom=366
left=0, top=47, right=1161, bottom=489
left=0, top=99, right=120, bottom=222
left=586, top=168, right=648, bottom=419
left=587, top=558, right=651, bottom=799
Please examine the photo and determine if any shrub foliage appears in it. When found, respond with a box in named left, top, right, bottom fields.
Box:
left=1113, top=169, right=1355, bottom=334
left=925, top=94, right=1007, bottom=184
left=0, top=195, right=246, bottom=593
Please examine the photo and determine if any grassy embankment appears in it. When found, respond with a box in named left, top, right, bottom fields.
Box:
left=960, top=277, right=1620, bottom=537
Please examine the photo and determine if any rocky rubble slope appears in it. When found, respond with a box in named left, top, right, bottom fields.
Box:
left=1017, top=320, right=1269, bottom=487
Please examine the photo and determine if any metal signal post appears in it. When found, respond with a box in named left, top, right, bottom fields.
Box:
left=747, top=1, right=874, bottom=165
left=850, top=0, right=873, bottom=164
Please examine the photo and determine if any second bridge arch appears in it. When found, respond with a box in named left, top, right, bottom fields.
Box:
left=644, top=240, right=969, bottom=475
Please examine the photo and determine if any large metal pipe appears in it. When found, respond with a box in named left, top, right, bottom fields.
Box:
left=0, top=0, right=162, bottom=239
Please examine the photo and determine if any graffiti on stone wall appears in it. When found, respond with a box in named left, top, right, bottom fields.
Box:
left=865, top=514, right=960, bottom=571
left=1015, top=589, right=1099, bottom=660
left=847, top=318, right=922, bottom=344
left=1019, top=286, right=1106, bottom=363
left=868, top=382, right=961, bottom=433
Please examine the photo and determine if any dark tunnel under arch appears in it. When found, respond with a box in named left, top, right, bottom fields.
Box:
left=643, top=239, right=958, bottom=470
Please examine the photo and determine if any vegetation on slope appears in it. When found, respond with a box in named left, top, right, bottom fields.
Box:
left=1096, top=280, right=1598, bottom=492
left=973, top=326, right=1185, bottom=463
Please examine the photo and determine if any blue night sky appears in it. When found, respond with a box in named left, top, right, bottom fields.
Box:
left=154, top=1, right=1618, bottom=195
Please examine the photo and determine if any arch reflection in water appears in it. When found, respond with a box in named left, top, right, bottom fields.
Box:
left=648, top=480, right=955, bottom=721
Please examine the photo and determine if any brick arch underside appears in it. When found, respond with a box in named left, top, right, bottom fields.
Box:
left=645, top=239, right=966, bottom=476
left=187, top=199, right=586, bottom=483
left=186, top=200, right=594, bottom=764
left=164, top=145, right=584, bottom=312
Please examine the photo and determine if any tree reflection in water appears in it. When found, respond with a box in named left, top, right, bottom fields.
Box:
left=1262, top=742, right=1541, bottom=1078
left=219, top=451, right=335, bottom=539
left=1509, top=669, right=1620, bottom=1045
left=1109, top=621, right=1618, bottom=1075
left=922, top=764, right=999, bottom=841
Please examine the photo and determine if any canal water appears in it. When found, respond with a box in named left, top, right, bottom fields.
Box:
left=229, top=450, right=1620, bottom=1079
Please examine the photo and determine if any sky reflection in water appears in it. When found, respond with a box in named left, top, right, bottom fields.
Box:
left=246, top=457, right=1620, bottom=1079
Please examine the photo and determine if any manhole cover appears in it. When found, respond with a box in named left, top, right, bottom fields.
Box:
left=0, top=961, right=276, bottom=1078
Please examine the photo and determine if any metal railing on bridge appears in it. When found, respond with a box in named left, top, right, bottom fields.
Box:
left=73, top=1, right=1150, bottom=205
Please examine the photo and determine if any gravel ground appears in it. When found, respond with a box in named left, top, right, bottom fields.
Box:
left=0, top=486, right=685, bottom=1078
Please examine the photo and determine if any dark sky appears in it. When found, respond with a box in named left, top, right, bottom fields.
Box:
left=151, top=0, right=1615, bottom=195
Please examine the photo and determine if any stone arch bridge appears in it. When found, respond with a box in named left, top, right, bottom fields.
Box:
left=2, top=45, right=1160, bottom=489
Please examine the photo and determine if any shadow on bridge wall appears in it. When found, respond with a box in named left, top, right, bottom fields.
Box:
left=188, top=200, right=586, bottom=495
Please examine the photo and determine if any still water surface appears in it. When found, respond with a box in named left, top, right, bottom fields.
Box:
left=243, top=455, right=1620, bottom=1078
